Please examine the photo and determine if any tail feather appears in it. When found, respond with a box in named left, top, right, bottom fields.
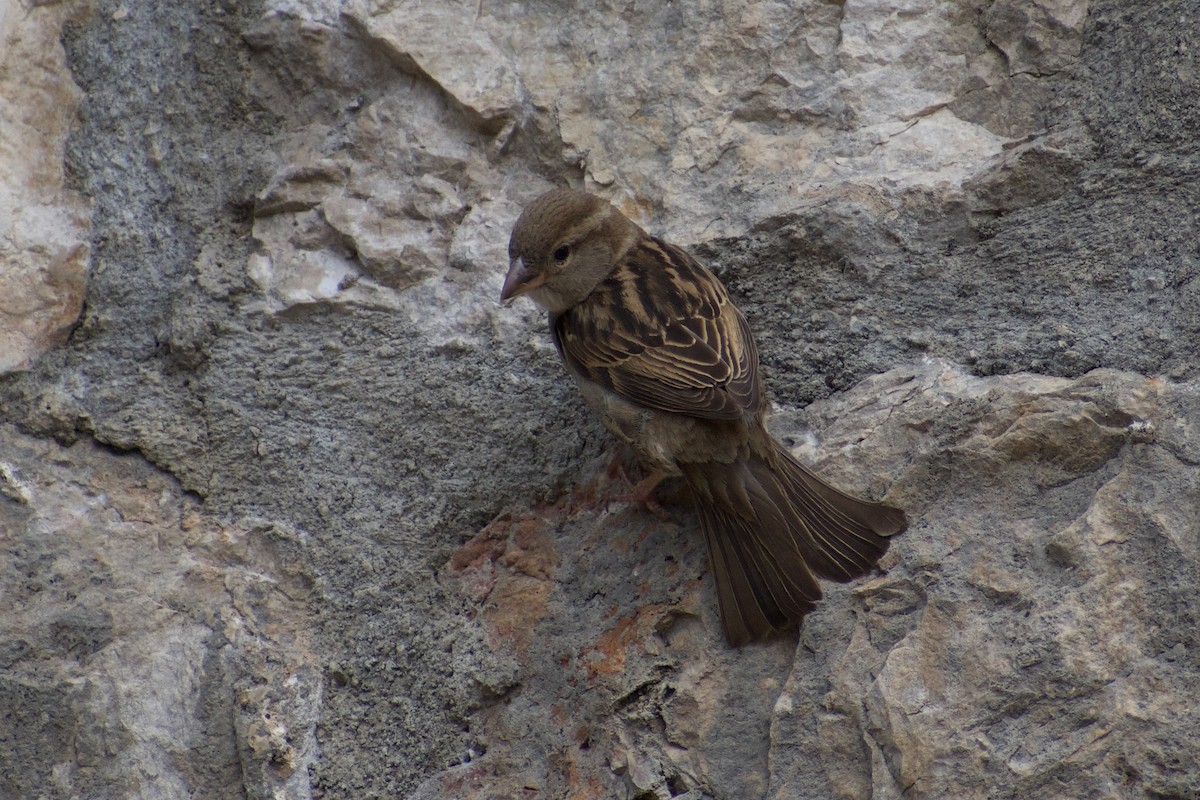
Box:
left=758, top=442, right=905, bottom=581
left=683, top=440, right=907, bottom=646
left=697, top=497, right=821, bottom=646
left=699, top=502, right=777, bottom=645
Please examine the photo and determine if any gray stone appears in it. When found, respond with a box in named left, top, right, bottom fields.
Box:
left=1, top=0, right=1197, bottom=797
left=0, top=0, right=91, bottom=373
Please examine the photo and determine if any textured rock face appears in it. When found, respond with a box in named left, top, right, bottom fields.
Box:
left=0, top=1, right=91, bottom=372
left=0, top=428, right=320, bottom=799
left=1, top=1, right=1197, bottom=799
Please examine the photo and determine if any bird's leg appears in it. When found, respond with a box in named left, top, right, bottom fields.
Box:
left=602, top=455, right=671, bottom=521
left=603, top=448, right=631, bottom=482
left=626, top=469, right=671, bottom=520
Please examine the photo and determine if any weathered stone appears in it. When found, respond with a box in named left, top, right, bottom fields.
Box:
left=424, top=362, right=1199, bottom=799
left=0, top=426, right=320, bottom=800
left=1, top=0, right=1197, bottom=797
left=983, top=0, right=1088, bottom=76
left=0, top=0, right=91, bottom=374
left=345, top=1, right=520, bottom=132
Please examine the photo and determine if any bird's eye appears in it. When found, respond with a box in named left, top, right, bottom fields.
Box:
left=553, top=245, right=570, bottom=262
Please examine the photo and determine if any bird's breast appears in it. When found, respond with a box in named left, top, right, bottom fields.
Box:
left=570, top=371, right=749, bottom=472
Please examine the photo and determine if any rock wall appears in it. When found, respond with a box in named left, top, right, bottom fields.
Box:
left=1, top=1, right=1197, bottom=798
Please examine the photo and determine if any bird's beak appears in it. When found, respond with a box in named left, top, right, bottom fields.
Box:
left=500, top=257, right=546, bottom=304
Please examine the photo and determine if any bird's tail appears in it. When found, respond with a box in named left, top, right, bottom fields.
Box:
left=680, top=439, right=907, bottom=646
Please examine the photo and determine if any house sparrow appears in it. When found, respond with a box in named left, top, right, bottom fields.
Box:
left=502, top=188, right=907, bottom=646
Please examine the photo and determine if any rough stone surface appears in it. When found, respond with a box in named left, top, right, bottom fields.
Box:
left=0, top=0, right=91, bottom=373
left=0, top=425, right=320, bottom=800
left=1, top=0, right=1198, bottom=798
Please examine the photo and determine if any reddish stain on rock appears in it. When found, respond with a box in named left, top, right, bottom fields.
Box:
left=448, top=508, right=562, bottom=654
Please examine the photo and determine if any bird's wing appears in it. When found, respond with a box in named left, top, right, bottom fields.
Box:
left=553, top=237, right=762, bottom=420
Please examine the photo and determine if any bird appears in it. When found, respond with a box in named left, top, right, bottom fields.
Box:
left=501, top=188, right=907, bottom=646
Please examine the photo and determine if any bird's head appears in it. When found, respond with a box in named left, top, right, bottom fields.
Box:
left=502, top=189, right=643, bottom=314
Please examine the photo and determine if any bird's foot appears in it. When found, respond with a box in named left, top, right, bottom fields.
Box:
left=626, top=471, right=672, bottom=521
left=602, top=458, right=672, bottom=521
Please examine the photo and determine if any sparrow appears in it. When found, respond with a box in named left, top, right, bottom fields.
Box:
left=501, top=188, right=907, bottom=646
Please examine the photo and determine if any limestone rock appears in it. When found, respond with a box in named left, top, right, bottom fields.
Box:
left=0, top=0, right=91, bottom=374
left=1, top=0, right=1197, bottom=798
left=0, top=425, right=320, bottom=800
left=427, top=362, right=1199, bottom=799
left=344, top=0, right=520, bottom=133
left=983, top=0, right=1088, bottom=76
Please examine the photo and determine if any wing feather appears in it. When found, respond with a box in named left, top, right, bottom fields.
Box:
left=553, top=237, right=762, bottom=420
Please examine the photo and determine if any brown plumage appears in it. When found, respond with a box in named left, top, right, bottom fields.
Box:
left=502, top=188, right=907, bottom=646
